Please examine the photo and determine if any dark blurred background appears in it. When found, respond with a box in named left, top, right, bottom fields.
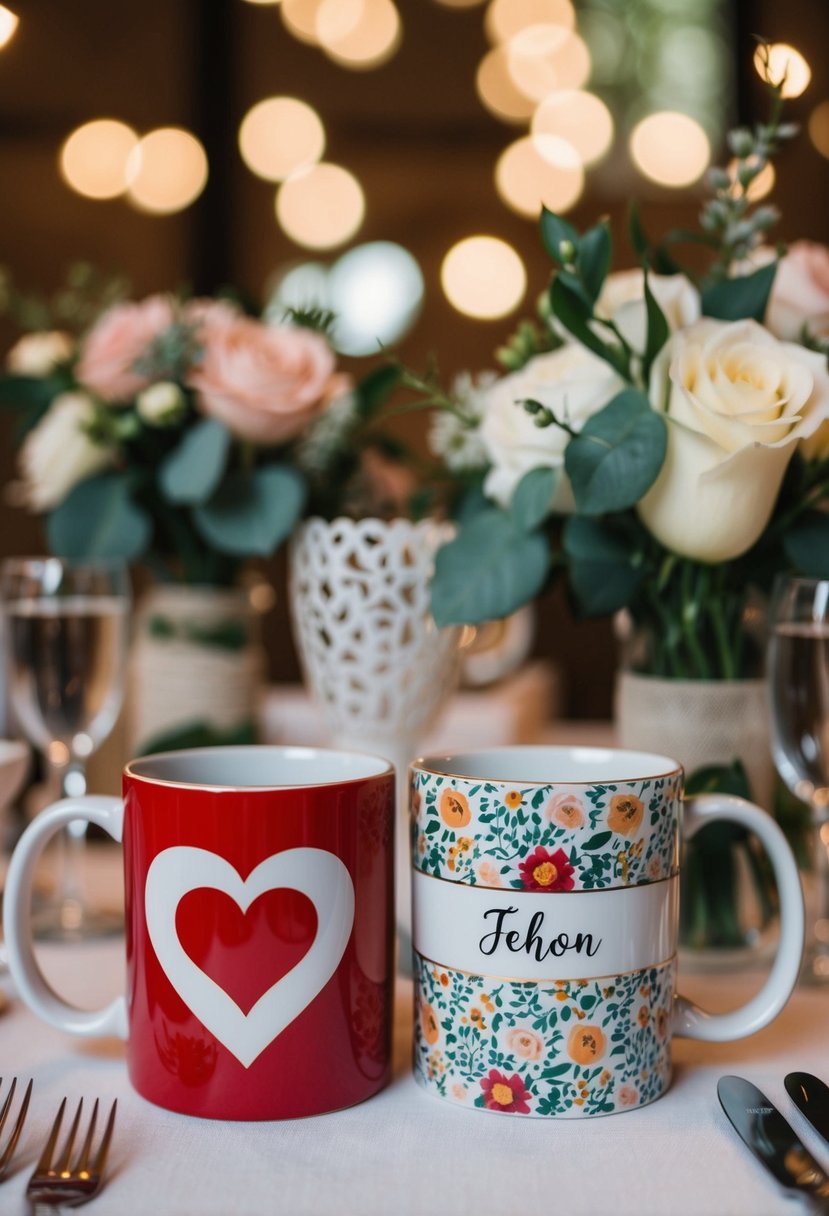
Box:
left=0, top=0, right=825, bottom=718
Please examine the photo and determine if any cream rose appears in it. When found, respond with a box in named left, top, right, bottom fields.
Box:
left=595, top=270, right=701, bottom=352
left=76, top=294, right=176, bottom=402
left=187, top=318, right=337, bottom=445
left=18, top=391, right=113, bottom=510
left=639, top=318, right=829, bottom=561
left=6, top=330, right=73, bottom=376
left=481, top=346, right=626, bottom=512
left=766, top=241, right=829, bottom=341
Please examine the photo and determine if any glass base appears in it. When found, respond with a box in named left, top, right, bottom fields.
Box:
left=31, top=900, right=123, bottom=943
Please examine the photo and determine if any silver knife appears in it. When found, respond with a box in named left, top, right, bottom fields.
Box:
left=787, top=1073, right=829, bottom=1148
left=718, top=1075, right=829, bottom=1212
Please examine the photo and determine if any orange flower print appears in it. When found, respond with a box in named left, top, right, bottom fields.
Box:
left=618, top=1085, right=639, bottom=1107
left=599, top=1069, right=612, bottom=1086
left=480, top=993, right=495, bottom=1013
left=420, top=1002, right=440, bottom=1046
left=457, top=836, right=473, bottom=852
left=546, top=792, right=586, bottom=830
left=440, top=788, right=472, bottom=828
left=504, top=1026, right=544, bottom=1061
left=567, top=1024, right=606, bottom=1064
left=637, top=1005, right=649, bottom=1028
left=476, top=860, right=503, bottom=887
left=656, top=1008, right=669, bottom=1040
left=647, top=855, right=661, bottom=880
left=505, top=790, right=523, bottom=809
left=607, top=793, right=644, bottom=837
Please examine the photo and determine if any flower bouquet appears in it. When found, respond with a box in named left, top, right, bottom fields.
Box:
left=421, top=48, right=829, bottom=950
left=0, top=273, right=409, bottom=750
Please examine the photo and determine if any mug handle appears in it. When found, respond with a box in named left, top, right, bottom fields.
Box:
left=3, top=796, right=128, bottom=1039
left=673, top=792, right=804, bottom=1042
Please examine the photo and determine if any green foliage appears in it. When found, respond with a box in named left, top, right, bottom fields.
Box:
left=783, top=512, right=829, bottom=578
left=47, top=472, right=151, bottom=561
left=510, top=466, right=557, bottom=531
left=562, top=516, right=645, bottom=617
left=430, top=509, right=550, bottom=627
left=193, top=465, right=306, bottom=557
left=158, top=419, right=230, bottom=505
left=701, top=260, right=778, bottom=323
left=564, top=389, right=667, bottom=515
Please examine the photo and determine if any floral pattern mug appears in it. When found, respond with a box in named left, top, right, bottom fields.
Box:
left=410, top=747, right=804, bottom=1118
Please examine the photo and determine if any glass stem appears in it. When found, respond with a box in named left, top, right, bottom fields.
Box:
left=56, top=762, right=88, bottom=936
left=805, top=804, right=829, bottom=981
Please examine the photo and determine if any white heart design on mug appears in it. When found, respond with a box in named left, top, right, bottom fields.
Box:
left=145, top=846, right=355, bottom=1069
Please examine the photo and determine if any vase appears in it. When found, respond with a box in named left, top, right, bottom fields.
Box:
left=615, top=670, right=777, bottom=963
left=127, top=584, right=264, bottom=756
left=288, top=516, right=462, bottom=940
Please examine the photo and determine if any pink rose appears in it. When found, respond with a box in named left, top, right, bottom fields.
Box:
left=188, top=318, right=337, bottom=445
left=545, top=792, right=585, bottom=830
left=476, top=861, right=502, bottom=888
left=767, top=241, right=829, bottom=341
left=76, top=294, right=176, bottom=402
left=183, top=297, right=241, bottom=341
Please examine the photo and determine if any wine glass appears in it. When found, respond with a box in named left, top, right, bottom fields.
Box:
left=768, top=575, right=829, bottom=983
left=0, top=556, right=130, bottom=940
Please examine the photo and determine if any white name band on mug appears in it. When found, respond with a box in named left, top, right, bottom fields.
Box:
left=412, top=870, right=679, bottom=980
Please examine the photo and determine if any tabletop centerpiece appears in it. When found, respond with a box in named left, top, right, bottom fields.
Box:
left=415, top=44, right=829, bottom=954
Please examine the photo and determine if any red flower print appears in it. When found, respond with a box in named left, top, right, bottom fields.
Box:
left=518, top=845, right=575, bottom=892
left=480, top=1069, right=532, bottom=1114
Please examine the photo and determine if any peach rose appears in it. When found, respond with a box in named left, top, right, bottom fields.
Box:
left=567, top=1024, right=606, bottom=1064
left=607, top=793, right=644, bottom=837
left=188, top=317, right=336, bottom=445
left=504, top=1026, right=544, bottom=1061
left=420, top=1002, right=440, bottom=1046
left=439, top=788, right=472, bottom=829
left=546, top=792, right=585, bottom=830
left=766, top=241, right=829, bottom=341
left=618, top=1085, right=639, bottom=1107
left=476, top=860, right=502, bottom=887
left=76, top=294, right=176, bottom=402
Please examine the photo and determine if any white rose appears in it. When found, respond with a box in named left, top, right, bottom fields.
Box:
left=18, top=391, right=113, bottom=510
left=802, top=418, right=829, bottom=463
left=595, top=270, right=701, bottom=352
left=136, top=380, right=186, bottom=427
left=6, top=330, right=74, bottom=376
left=765, top=241, right=829, bottom=341
left=481, top=346, right=626, bottom=512
left=639, top=318, right=829, bottom=561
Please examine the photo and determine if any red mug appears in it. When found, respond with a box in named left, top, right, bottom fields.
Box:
left=3, top=745, right=395, bottom=1120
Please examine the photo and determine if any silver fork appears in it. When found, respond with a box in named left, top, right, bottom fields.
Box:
left=0, top=1076, right=33, bottom=1181
left=26, top=1096, right=117, bottom=1210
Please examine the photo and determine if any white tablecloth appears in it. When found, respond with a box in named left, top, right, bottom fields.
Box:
left=1, top=849, right=828, bottom=1216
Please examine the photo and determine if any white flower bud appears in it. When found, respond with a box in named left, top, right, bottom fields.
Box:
left=6, top=330, right=73, bottom=376
left=136, top=380, right=186, bottom=427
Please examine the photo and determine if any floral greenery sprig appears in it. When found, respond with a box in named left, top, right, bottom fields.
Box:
left=424, top=42, right=829, bottom=681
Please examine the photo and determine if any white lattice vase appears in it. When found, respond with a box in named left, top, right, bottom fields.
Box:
left=289, top=517, right=461, bottom=933
left=128, top=585, right=264, bottom=755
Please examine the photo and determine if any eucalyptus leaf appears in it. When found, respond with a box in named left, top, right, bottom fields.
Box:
left=564, top=389, right=667, bottom=515
left=702, top=260, right=777, bottom=322
left=577, top=223, right=612, bottom=303
left=562, top=516, right=644, bottom=616
left=510, top=466, right=557, bottom=531
left=540, top=207, right=580, bottom=264
left=355, top=363, right=403, bottom=420
left=158, top=418, right=231, bottom=505
left=431, top=509, right=550, bottom=627
left=193, top=464, right=306, bottom=557
left=783, top=512, right=829, bottom=578
left=642, top=273, right=669, bottom=384
left=47, top=472, right=151, bottom=561
left=550, top=276, right=627, bottom=377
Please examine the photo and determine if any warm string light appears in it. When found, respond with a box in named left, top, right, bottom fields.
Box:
left=0, top=3, right=18, bottom=49
left=60, top=120, right=139, bottom=200
left=629, top=111, right=710, bottom=189
left=238, top=97, right=325, bottom=182
left=441, top=236, right=526, bottom=319
left=275, top=162, right=365, bottom=249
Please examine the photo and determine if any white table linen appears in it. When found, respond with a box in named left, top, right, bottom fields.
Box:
left=0, top=846, right=826, bottom=1215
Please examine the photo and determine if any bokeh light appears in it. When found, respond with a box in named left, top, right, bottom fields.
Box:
left=809, top=100, right=829, bottom=160
left=238, top=97, right=325, bottom=182
left=630, top=111, right=710, bottom=187
left=433, top=0, right=485, bottom=6
left=328, top=242, right=424, bottom=355
left=532, top=90, right=613, bottom=166
left=276, top=162, right=365, bottom=249
left=441, top=236, right=526, bottom=319
left=727, top=157, right=775, bottom=203
left=281, top=0, right=324, bottom=43
left=496, top=134, right=583, bottom=217
left=60, top=119, right=139, bottom=200
left=754, top=43, right=811, bottom=99
left=476, top=46, right=536, bottom=123
left=485, top=0, right=574, bottom=44
left=126, top=128, right=208, bottom=214
left=0, top=4, right=18, bottom=49
left=507, top=26, right=590, bottom=101
left=316, top=0, right=401, bottom=69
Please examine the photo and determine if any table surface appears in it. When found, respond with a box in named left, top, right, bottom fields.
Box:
left=0, top=845, right=827, bottom=1216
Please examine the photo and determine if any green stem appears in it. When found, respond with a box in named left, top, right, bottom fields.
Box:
left=680, top=562, right=711, bottom=679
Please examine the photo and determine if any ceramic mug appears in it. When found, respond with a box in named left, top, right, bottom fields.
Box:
left=4, top=745, right=395, bottom=1120
left=410, top=746, right=804, bottom=1118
